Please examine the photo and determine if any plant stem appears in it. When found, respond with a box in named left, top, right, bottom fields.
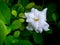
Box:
left=41, top=0, right=44, bottom=9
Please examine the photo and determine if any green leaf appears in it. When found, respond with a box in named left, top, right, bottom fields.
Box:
left=12, top=39, right=19, bottom=44
left=45, top=29, right=52, bottom=34
left=12, top=4, right=24, bottom=13
left=18, top=13, right=25, bottom=18
left=12, top=10, right=17, bottom=17
left=5, top=35, right=19, bottom=45
left=5, top=35, right=14, bottom=45
left=19, top=18, right=25, bottom=23
left=0, top=20, right=7, bottom=45
left=9, top=20, right=22, bottom=30
left=19, top=24, right=25, bottom=31
left=33, top=32, right=43, bottom=45
left=26, top=2, right=35, bottom=9
left=0, top=2, right=11, bottom=25
left=17, top=4, right=24, bottom=13
left=21, top=30, right=32, bottom=39
left=19, top=40, right=33, bottom=45
left=6, top=0, right=13, bottom=6
left=52, top=13, right=58, bottom=22
left=6, top=27, right=11, bottom=35
left=46, top=3, right=57, bottom=13
left=12, top=4, right=19, bottom=10
left=20, top=0, right=29, bottom=7
left=34, top=5, right=42, bottom=10
left=21, top=30, right=31, bottom=37
left=14, top=31, right=20, bottom=38
left=0, top=0, right=3, bottom=1
left=47, top=3, right=57, bottom=22
left=47, top=14, right=53, bottom=22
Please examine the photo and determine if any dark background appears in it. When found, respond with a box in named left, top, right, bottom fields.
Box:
left=29, top=0, right=60, bottom=13
left=29, top=0, right=60, bottom=45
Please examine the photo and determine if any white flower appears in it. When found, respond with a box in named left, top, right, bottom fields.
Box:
left=25, top=8, right=49, bottom=33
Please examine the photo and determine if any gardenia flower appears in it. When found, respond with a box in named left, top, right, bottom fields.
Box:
left=25, top=8, right=49, bottom=33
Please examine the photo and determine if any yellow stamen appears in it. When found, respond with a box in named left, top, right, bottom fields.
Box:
left=34, top=17, right=39, bottom=21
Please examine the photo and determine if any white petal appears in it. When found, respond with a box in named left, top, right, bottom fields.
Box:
left=38, top=28, right=43, bottom=33
left=31, top=8, right=35, bottom=12
left=25, top=12, right=34, bottom=18
left=35, top=22, right=39, bottom=29
left=43, top=23, right=49, bottom=31
left=39, top=8, right=47, bottom=21
left=31, top=8, right=39, bottom=13
left=26, top=18, right=34, bottom=22
left=28, top=13, right=34, bottom=18
left=31, top=8, right=41, bottom=17
left=35, top=9, right=41, bottom=16
left=25, top=12, right=29, bottom=18
left=42, top=8, right=47, bottom=17
left=39, top=20, right=45, bottom=27
left=39, top=13, right=46, bottom=21
left=42, top=8, right=47, bottom=13
left=31, top=21, right=39, bottom=30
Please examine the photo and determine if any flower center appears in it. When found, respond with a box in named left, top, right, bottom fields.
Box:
left=34, top=17, right=39, bottom=21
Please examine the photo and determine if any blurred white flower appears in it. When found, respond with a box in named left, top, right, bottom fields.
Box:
left=25, top=8, right=49, bottom=33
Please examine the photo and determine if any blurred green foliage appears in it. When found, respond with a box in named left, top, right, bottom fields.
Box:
left=0, top=20, right=7, bottom=45
left=26, top=2, right=35, bottom=9
left=33, top=32, right=43, bottom=45
left=14, top=30, right=20, bottom=38
left=9, top=20, right=22, bottom=30
left=0, top=2, right=11, bottom=25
